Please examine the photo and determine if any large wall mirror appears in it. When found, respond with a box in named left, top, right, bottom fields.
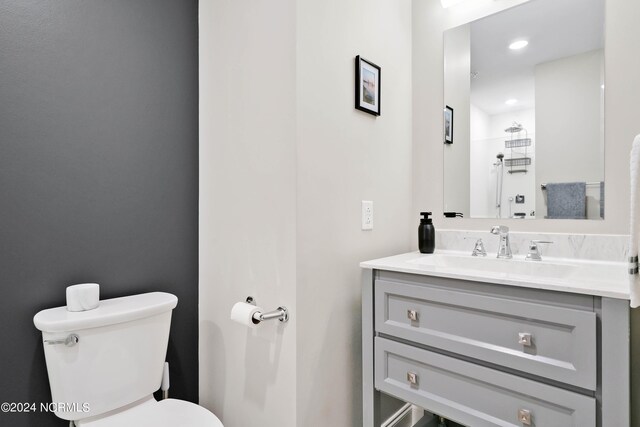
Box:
left=443, top=0, right=605, bottom=220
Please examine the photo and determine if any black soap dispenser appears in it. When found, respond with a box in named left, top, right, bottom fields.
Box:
left=418, top=212, right=435, bottom=254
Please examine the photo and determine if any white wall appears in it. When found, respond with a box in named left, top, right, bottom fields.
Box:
left=413, top=0, right=640, bottom=235
left=199, top=1, right=297, bottom=426
left=199, top=0, right=640, bottom=424
left=535, top=49, right=604, bottom=218
left=443, top=24, right=471, bottom=216
left=296, top=0, right=413, bottom=424
left=200, top=0, right=413, bottom=426
left=470, top=104, right=493, bottom=217
left=470, top=103, right=490, bottom=141
left=488, top=109, right=535, bottom=140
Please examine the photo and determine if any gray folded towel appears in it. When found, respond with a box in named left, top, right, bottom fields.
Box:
left=600, top=181, right=605, bottom=219
left=546, top=182, right=586, bottom=219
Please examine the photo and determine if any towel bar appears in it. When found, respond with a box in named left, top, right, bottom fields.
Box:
left=541, top=182, right=601, bottom=190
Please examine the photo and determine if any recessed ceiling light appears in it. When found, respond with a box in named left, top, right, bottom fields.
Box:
left=509, top=40, right=529, bottom=50
left=505, top=99, right=518, bottom=106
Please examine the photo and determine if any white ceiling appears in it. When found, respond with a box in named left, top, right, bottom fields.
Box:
left=468, top=0, right=604, bottom=115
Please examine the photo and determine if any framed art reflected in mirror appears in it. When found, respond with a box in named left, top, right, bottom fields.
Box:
left=445, top=106, right=454, bottom=144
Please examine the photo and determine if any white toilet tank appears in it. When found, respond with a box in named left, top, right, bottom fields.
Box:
left=33, top=292, right=178, bottom=421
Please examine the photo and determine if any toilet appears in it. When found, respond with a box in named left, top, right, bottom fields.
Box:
left=34, top=292, right=223, bottom=426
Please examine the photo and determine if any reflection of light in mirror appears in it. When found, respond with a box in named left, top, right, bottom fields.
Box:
left=505, top=99, right=518, bottom=105
left=601, top=84, right=605, bottom=89
left=509, top=40, right=529, bottom=50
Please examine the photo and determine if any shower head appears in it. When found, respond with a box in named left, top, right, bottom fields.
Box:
left=496, top=152, right=504, bottom=160
left=505, top=122, right=523, bottom=133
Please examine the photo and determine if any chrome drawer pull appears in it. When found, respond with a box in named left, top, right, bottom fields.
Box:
left=406, top=371, right=418, bottom=386
left=518, top=409, right=532, bottom=425
left=407, top=309, right=419, bottom=322
left=518, top=332, right=532, bottom=347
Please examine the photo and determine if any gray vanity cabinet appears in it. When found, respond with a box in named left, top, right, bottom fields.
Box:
left=362, top=270, right=636, bottom=427
left=376, top=338, right=595, bottom=427
left=375, top=279, right=597, bottom=390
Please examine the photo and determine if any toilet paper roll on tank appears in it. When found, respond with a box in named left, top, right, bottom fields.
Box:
left=66, top=283, right=100, bottom=312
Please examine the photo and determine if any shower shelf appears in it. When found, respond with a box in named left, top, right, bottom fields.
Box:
left=504, top=157, right=531, bottom=168
left=504, top=138, right=531, bottom=149
left=503, top=122, right=532, bottom=175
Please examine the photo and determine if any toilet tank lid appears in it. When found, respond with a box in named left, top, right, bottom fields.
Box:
left=34, top=292, right=178, bottom=333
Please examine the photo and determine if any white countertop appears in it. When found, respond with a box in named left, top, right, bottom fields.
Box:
left=361, top=251, right=630, bottom=300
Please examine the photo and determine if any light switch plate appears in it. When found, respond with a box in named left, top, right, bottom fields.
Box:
left=362, top=201, right=373, bottom=230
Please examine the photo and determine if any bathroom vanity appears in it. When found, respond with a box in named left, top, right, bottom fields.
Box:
left=361, top=250, right=637, bottom=427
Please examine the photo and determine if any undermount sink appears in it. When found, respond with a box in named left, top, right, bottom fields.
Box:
left=405, top=252, right=624, bottom=284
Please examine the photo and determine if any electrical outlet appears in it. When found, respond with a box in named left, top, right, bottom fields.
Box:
left=362, top=201, right=373, bottom=230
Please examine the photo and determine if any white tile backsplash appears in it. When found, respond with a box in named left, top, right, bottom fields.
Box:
left=437, top=229, right=629, bottom=262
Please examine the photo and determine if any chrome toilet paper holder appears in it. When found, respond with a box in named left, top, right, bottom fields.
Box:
left=246, top=296, right=289, bottom=323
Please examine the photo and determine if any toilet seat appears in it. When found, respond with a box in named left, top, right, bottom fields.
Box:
left=77, top=396, right=223, bottom=427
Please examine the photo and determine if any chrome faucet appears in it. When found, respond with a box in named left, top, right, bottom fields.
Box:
left=490, top=225, right=512, bottom=259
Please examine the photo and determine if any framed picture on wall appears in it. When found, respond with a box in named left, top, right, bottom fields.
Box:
left=444, top=106, right=454, bottom=144
left=355, top=56, right=381, bottom=116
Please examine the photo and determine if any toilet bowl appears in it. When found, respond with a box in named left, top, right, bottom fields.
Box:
left=76, top=396, right=223, bottom=427
left=34, top=292, right=223, bottom=426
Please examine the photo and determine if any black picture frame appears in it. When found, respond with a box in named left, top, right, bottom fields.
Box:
left=444, top=105, right=454, bottom=144
left=355, top=56, right=381, bottom=116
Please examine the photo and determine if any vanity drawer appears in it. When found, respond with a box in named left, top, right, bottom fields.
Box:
left=374, top=279, right=597, bottom=390
left=375, top=337, right=595, bottom=427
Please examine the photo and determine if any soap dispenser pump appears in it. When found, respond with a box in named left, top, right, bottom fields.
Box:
left=418, top=212, right=435, bottom=254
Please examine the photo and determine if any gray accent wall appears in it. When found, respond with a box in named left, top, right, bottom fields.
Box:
left=0, top=1, right=199, bottom=425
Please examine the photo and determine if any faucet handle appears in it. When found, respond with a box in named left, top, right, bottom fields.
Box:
left=471, top=239, right=487, bottom=257
left=526, top=240, right=553, bottom=261
left=530, top=240, right=553, bottom=248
